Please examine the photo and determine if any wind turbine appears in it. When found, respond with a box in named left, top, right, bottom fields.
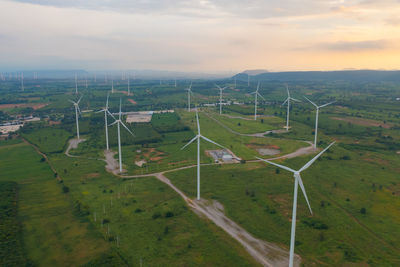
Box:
left=21, top=72, right=24, bottom=91
left=97, top=93, right=113, bottom=150
left=127, top=74, right=130, bottom=96
left=109, top=98, right=135, bottom=173
left=174, top=78, right=177, bottom=88
left=181, top=109, right=225, bottom=200
left=282, top=85, right=301, bottom=131
left=69, top=96, right=83, bottom=140
left=185, top=82, right=193, bottom=112
left=75, top=72, right=78, bottom=94
left=85, top=75, right=88, bottom=88
left=251, top=82, right=265, bottom=120
left=111, top=80, right=114, bottom=93
left=257, top=141, right=335, bottom=267
left=304, top=97, right=336, bottom=149
left=215, top=84, right=228, bottom=115
left=247, top=74, right=250, bottom=86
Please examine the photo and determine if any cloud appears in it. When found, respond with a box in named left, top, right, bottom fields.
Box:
left=385, top=16, right=400, bottom=26
left=318, top=39, right=389, bottom=51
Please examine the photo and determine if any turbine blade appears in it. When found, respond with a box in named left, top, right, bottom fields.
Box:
left=121, top=121, right=135, bottom=137
left=282, top=98, right=288, bottom=106
left=299, top=141, right=336, bottom=172
left=77, top=105, right=82, bottom=115
left=77, top=95, right=83, bottom=104
left=257, top=92, right=265, bottom=100
left=119, top=98, right=122, bottom=120
left=290, top=97, right=301, bottom=102
left=181, top=135, right=198, bottom=150
left=286, top=84, right=290, bottom=97
left=108, top=120, right=118, bottom=127
left=189, top=82, right=192, bottom=90
left=215, top=84, right=222, bottom=90
left=296, top=173, right=313, bottom=214
left=319, top=101, right=336, bottom=108
left=256, top=81, right=260, bottom=91
left=106, top=110, right=117, bottom=120
left=68, top=99, right=76, bottom=104
left=200, top=135, right=225, bottom=149
left=96, top=109, right=106, bottom=113
left=256, top=157, right=296, bottom=173
left=304, top=96, right=318, bottom=108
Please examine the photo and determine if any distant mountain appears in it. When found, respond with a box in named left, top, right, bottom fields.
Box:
left=233, top=70, right=400, bottom=82
left=242, top=69, right=269, bottom=75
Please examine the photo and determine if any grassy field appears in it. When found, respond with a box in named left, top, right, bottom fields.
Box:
left=47, top=152, right=259, bottom=266
left=0, top=140, right=119, bottom=266
left=165, top=144, right=400, bottom=266
left=21, top=126, right=72, bottom=153
left=0, top=181, right=29, bottom=266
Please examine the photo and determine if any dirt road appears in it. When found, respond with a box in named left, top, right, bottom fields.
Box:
left=154, top=172, right=299, bottom=267
left=65, top=138, right=86, bottom=157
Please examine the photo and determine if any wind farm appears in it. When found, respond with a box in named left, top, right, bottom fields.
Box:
left=1, top=1, right=400, bottom=266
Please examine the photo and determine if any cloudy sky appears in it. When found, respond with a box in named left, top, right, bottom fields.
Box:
left=1, top=0, right=399, bottom=72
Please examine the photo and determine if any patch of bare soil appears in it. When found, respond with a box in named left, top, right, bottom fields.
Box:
left=104, top=150, right=121, bottom=175
left=0, top=103, right=48, bottom=110
left=86, top=173, right=100, bottom=178
left=65, top=139, right=86, bottom=157
left=331, top=117, right=392, bottom=129
left=127, top=99, right=137, bottom=104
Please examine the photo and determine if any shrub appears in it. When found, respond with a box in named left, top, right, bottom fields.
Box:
left=165, top=211, right=174, bottom=218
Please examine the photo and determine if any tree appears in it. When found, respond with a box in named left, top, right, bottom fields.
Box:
left=360, top=207, right=366, bottom=214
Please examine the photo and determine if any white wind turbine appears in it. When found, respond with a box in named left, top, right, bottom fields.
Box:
left=111, top=80, right=114, bottom=93
left=251, top=82, right=265, bottom=120
left=109, top=98, right=135, bottom=173
left=127, top=74, right=130, bottom=96
left=185, top=82, right=193, bottom=112
left=69, top=96, right=83, bottom=140
left=257, top=141, right=335, bottom=267
left=75, top=72, right=78, bottom=94
left=215, top=84, right=228, bottom=115
left=282, top=85, right=301, bottom=131
left=96, top=93, right=113, bottom=150
left=304, top=97, right=336, bottom=149
left=21, top=72, right=24, bottom=91
left=181, top=109, right=225, bottom=200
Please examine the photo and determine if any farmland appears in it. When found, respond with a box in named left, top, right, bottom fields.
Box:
left=0, top=76, right=399, bottom=266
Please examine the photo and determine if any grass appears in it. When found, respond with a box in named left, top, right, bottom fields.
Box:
left=165, top=145, right=400, bottom=266
left=0, top=181, right=29, bottom=266
left=21, top=126, right=72, bottom=153
left=0, top=140, right=116, bottom=266
left=47, top=152, right=259, bottom=266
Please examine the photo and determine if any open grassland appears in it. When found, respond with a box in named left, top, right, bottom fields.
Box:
left=48, top=153, right=259, bottom=266
left=205, top=109, right=284, bottom=134
left=166, top=144, right=400, bottom=266
left=0, top=181, right=29, bottom=266
left=0, top=140, right=119, bottom=266
left=21, top=126, right=72, bottom=153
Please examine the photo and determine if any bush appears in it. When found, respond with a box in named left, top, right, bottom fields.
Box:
left=302, top=218, right=329, bottom=230
left=360, top=207, right=366, bottom=214
left=62, top=185, right=69, bottom=193
left=165, top=211, right=174, bottom=218
left=152, top=212, right=161, bottom=219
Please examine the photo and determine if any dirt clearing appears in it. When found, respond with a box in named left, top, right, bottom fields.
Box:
left=331, top=117, right=392, bottom=129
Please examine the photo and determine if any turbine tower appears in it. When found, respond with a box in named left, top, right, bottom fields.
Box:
left=181, top=109, right=225, bottom=200
left=215, top=84, right=227, bottom=115
left=109, top=98, right=135, bottom=173
left=304, top=97, right=335, bottom=148
left=111, top=80, right=114, bottom=93
left=282, top=85, right=301, bottom=131
left=21, top=72, right=24, bottom=91
left=247, top=74, right=250, bottom=86
left=257, top=141, right=335, bottom=267
left=251, top=82, right=265, bottom=120
left=174, top=78, right=177, bottom=88
left=97, top=93, right=113, bottom=150
left=185, top=82, right=193, bottom=112
left=69, top=96, right=83, bottom=140
left=75, top=72, right=78, bottom=94
left=127, top=74, right=130, bottom=96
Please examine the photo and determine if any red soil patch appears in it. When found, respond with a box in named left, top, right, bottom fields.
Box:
left=49, top=121, right=61, bottom=125
left=86, top=173, right=100, bottom=178
left=331, top=117, right=392, bottom=129
left=128, top=99, right=137, bottom=105
left=0, top=103, right=48, bottom=110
